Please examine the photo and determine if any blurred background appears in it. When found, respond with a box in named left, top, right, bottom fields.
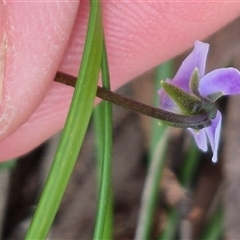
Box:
left=1, top=16, right=240, bottom=240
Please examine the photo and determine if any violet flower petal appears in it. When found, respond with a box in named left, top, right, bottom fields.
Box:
left=171, top=40, right=209, bottom=92
left=199, top=68, right=240, bottom=98
left=188, top=128, right=208, bottom=152
left=188, top=111, right=221, bottom=162
left=159, top=41, right=209, bottom=112
left=205, top=111, right=222, bottom=163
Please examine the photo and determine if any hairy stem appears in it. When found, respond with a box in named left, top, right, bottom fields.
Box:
left=54, top=72, right=211, bottom=130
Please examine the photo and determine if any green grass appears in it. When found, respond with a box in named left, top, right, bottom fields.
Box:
left=25, top=1, right=103, bottom=238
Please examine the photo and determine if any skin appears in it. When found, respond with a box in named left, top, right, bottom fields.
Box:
left=0, top=1, right=240, bottom=161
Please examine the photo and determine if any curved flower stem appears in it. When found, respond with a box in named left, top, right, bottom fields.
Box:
left=55, top=72, right=211, bottom=130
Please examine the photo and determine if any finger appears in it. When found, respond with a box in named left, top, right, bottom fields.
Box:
left=0, top=2, right=79, bottom=143
left=1, top=2, right=240, bottom=161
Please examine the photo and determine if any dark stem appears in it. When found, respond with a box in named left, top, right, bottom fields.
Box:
left=54, top=72, right=211, bottom=130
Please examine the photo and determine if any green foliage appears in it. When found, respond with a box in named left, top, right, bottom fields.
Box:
left=25, top=1, right=103, bottom=239
left=93, top=39, right=113, bottom=240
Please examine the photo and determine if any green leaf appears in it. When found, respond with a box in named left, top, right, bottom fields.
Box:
left=25, top=1, right=103, bottom=239
left=93, top=38, right=113, bottom=240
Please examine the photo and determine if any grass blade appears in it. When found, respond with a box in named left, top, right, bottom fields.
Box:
left=25, top=1, right=103, bottom=239
left=135, top=128, right=169, bottom=239
left=93, top=39, right=113, bottom=240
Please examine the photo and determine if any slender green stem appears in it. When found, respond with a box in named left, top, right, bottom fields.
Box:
left=150, top=61, right=173, bottom=156
left=25, top=1, right=103, bottom=239
left=94, top=103, right=113, bottom=240
left=200, top=205, right=223, bottom=240
left=55, top=72, right=211, bottom=130
left=93, top=38, right=113, bottom=240
left=158, top=209, right=180, bottom=240
left=135, top=129, right=169, bottom=240
left=180, top=144, right=200, bottom=187
left=135, top=63, right=171, bottom=239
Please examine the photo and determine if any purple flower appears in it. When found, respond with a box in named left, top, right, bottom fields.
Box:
left=158, top=40, right=240, bottom=163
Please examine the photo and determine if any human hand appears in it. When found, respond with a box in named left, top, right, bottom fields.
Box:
left=1, top=1, right=240, bottom=161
